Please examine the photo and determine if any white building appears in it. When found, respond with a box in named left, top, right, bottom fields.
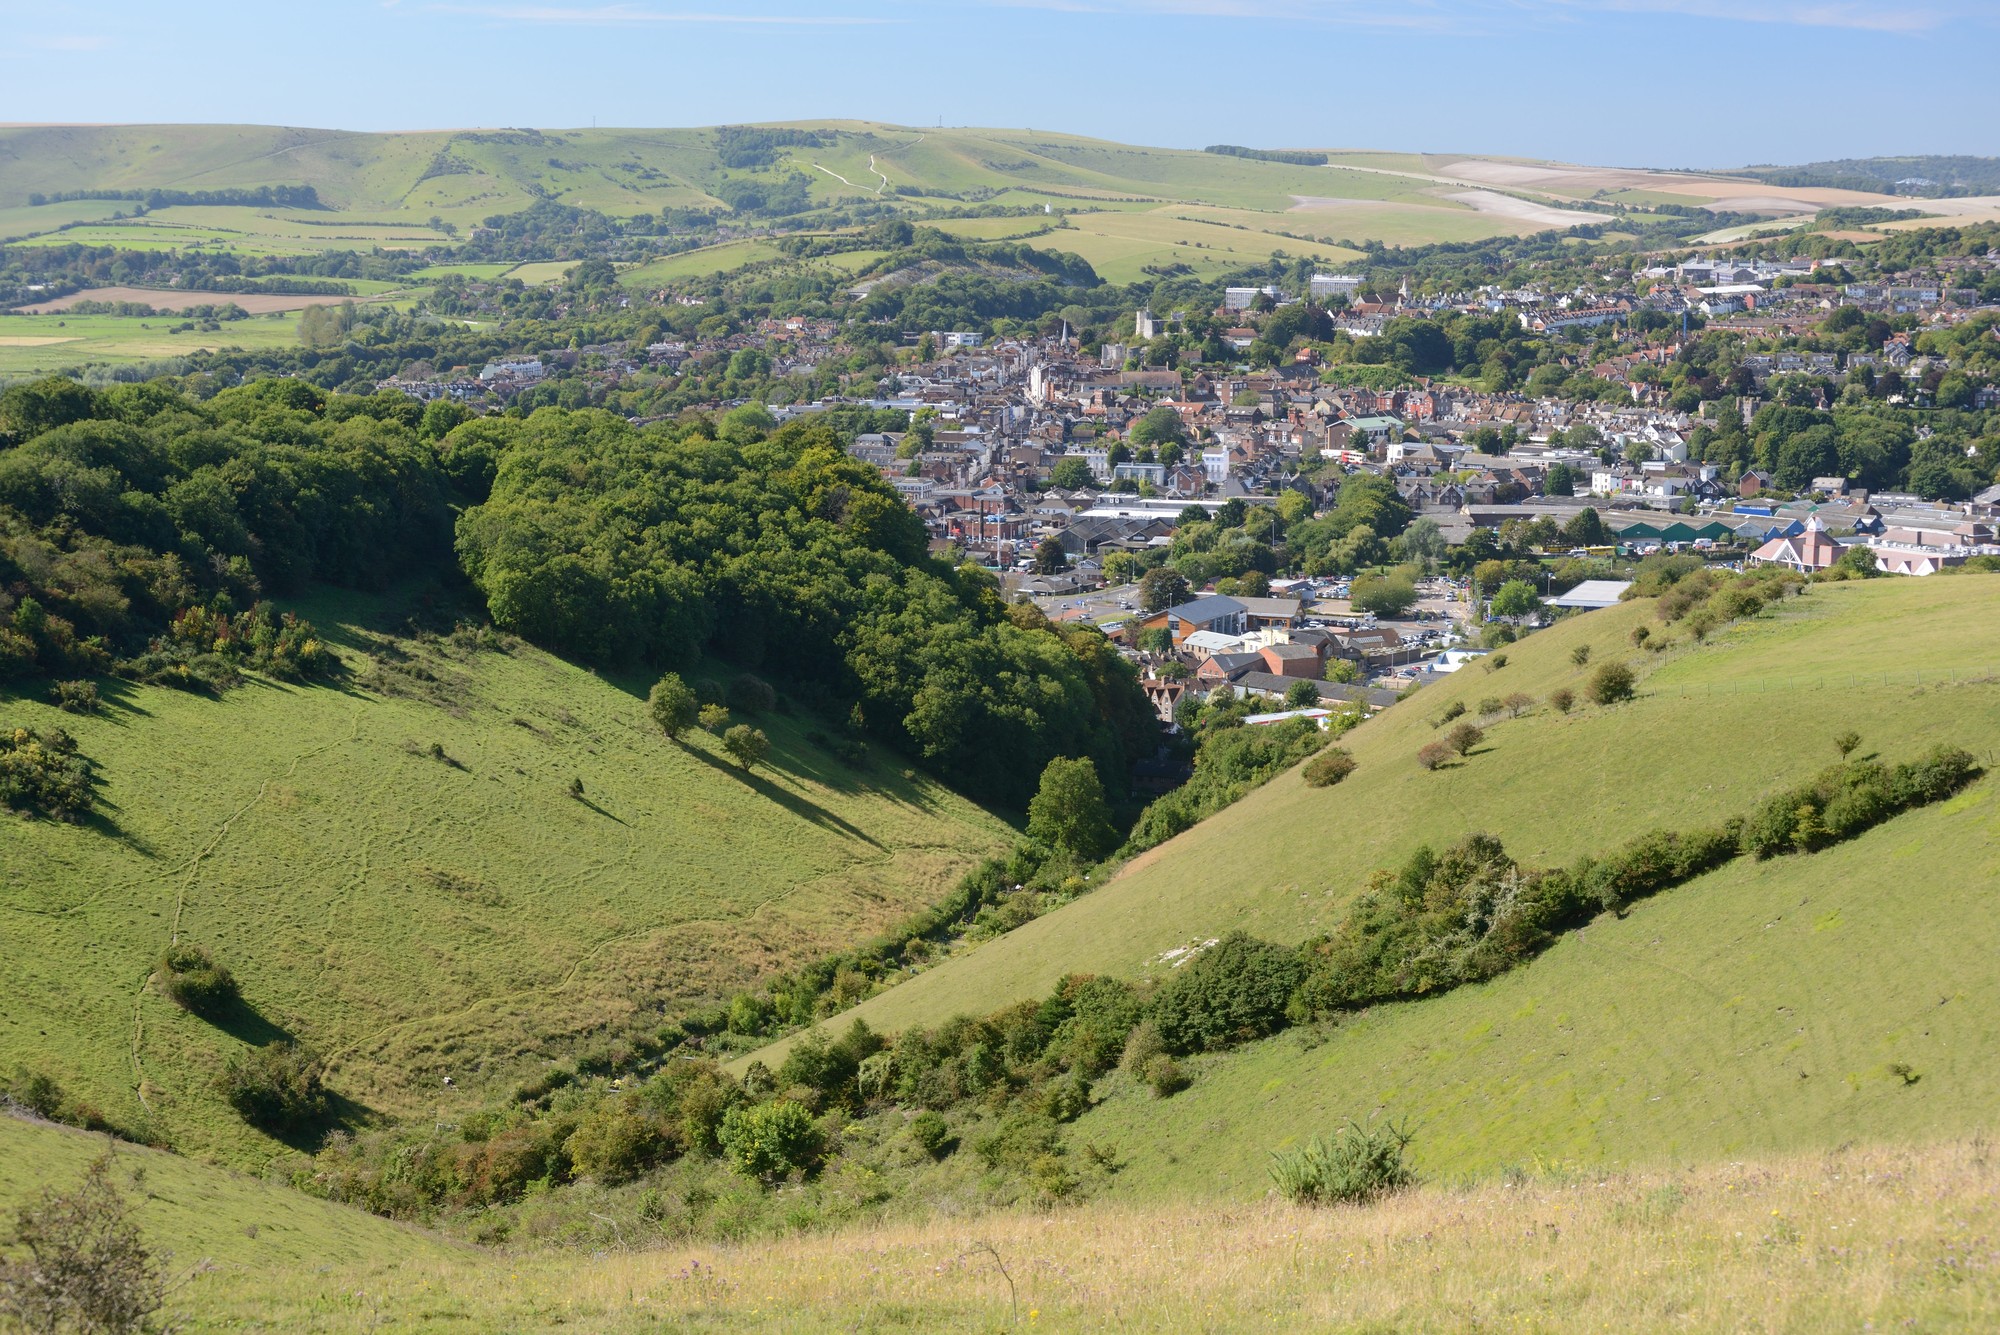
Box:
left=1309, top=274, right=1362, bottom=302
left=1223, top=285, right=1284, bottom=311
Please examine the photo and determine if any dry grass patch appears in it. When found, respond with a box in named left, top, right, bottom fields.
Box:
left=177, top=1138, right=2000, bottom=1331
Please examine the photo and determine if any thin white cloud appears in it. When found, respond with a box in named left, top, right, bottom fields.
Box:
left=431, top=3, right=888, bottom=23
left=1545, top=0, right=1970, bottom=33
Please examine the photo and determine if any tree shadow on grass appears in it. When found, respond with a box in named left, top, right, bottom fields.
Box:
left=205, top=997, right=295, bottom=1050
left=264, top=1086, right=375, bottom=1155
left=681, top=742, right=886, bottom=848
left=77, top=800, right=157, bottom=857
left=570, top=794, right=630, bottom=826
left=89, top=677, right=153, bottom=721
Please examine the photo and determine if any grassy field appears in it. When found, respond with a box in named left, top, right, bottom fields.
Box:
left=1029, top=211, right=1368, bottom=284
left=749, top=577, right=2000, bottom=1064
left=1084, top=774, right=2000, bottom=1192
left=0, top=121, right=1854, bottom=272
left=0, top=1116, right=457, bottom=1270
left=0, top=308, right=306, bottom=375
left=0, top=587, right=1013, bottom=1166
left=502, top=260, right=580, bottom=285
left=96, top=1137, right=2000, bottom=1331
left=617, top=242, right=785, bottom=287
left=3, top=206, right=448, bottom=257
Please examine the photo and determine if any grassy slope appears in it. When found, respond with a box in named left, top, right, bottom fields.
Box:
left=0, top=1115, right=457, bottom=1269
left=0, top=123, right=1602, bottom=265
left=154, top=1139, right=2000, bottom=1331
left=0, top=588, right=1011, bottom=1165
left=0, top=309, right=306, bottom=375
left=1088, top=776, right=2000, bottom=1193
left=748, top=577, right=2000, bottom=1066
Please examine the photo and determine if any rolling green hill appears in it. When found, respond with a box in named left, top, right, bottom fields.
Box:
left=0, top=586, right=1011, bottom=1167
left=747, top=576, right=2000, bottom=1087
left=0, top=1115, right=457, bottom=1269
left=0, top=122, right=1617, bottom=286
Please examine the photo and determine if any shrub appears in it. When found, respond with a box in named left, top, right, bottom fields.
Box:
left=219, top=1042, right=327, bottom=1132
left=1889, top=745, right=1978, bottom=806
left=717, top=1100, right=824, bottom=1181
left=1503, top=692, right=1534, bottom=717
left=1833, top=730, right=1861, bottom=759
left=1435, top=701, right=1465, bottom=727
left=0, top=727, right=93, bottom=822
left=1150, top=932, right=1303, bottom=1054
left=565, top=1099, right=670, bottom=1184
left=697, top=703, right=730, bottom=733
left=1739, top=747, right=1979, bottom=860
left=1120, top=1021, right=1166, bottom=1075
left=0, top=1153, right=164, bottom=1335
left=1549, top=687, right=1575, bottom=714
left=1630, top=625, right=1650, bottom=648
left=1444, top=722, right=1484, bottom=756
left=474, top=1122, right=571, bottom=1202
left=1709, top=584, right=1764, bottom=622
left=1141, top=1054, right=1190, bottom=1098
left=728, top=673, right=776, bottom=714
left=1416, top=741, right=1453, bottom=771
left=1041, top=1069, right=1092, bottom=1122
left=1485, top=651, right=1509, bottom=669
left=1302, top=748, right=1356, bottom=789
left=1269, top=1121, right=1414, bottom=1207
left=647, top=672, right=698, bottom=739
left=722, top=724, right=770, bottom=771
left=51, top=680, right=100, bottom=714
left=1581, top=826, right=1738, bottom=913
left=1477, top=696, right=1503, bottom=718
left=5, top=1068, right=66, bottom=1120
left=909, top=1111, right=954, bottom=1158
left=1569, top=644, right=1591, bottom=666
left=1583, top=661, right=1636, bottom=706
left=157, top=942, right=238, bottom=1015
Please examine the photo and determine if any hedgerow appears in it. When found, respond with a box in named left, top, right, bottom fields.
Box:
left=280, top=745, right=1983, bottom=1238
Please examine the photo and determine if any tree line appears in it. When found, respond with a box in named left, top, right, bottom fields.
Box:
left=455, top=406, right=1153, bottom=807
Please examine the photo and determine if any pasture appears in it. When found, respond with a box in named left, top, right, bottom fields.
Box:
left=0, top=587, right=1013, bottom=1165
left=0, top=308, right=306, bottom=375
left=111, top=1137, right=2000, bottom=1331
left=749, top=576, right=2000, bottom=1062
left=617, top=242, right=785, bottom=287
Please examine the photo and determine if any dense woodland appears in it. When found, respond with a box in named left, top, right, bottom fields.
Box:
left=0, top=375, right=1149, bottom=809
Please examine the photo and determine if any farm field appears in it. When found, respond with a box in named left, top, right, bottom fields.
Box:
left=14, top=284, right=401, bottom=315
left=3, top=206, right=449, bottom=257
left=1, top=124, right=1940, bottom=287
left=749, top=576, right=2000, bottom=1064
left=0, top=308, right=306, bottom=375
left=0, top=198, right=131, bottom=243
left=53, top=1135, right=1998, bottom=1332
left=926, top=216, right=1063, bottom=241
left=501, top=260, right=581, bottom=285
left=617, top=242, right=785, bottom=287
left=0, top=586, right=1013, bottom=1167
left=403, top=262, right=516, bottom=281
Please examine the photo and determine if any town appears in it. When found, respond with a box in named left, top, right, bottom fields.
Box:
left=376, top=245, right=2000, bottom=722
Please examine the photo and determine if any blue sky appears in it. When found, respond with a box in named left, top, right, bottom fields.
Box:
left=6, top=0, right=1994, bottom=167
